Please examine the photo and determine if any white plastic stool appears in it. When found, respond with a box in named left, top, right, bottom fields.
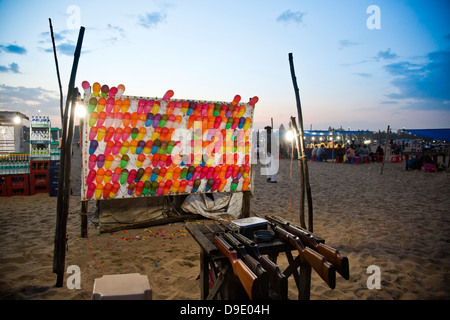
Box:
left=92, top=273, right=152, bottom=300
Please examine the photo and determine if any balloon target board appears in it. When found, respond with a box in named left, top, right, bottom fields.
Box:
left=80, top=82, right=258, bottom=201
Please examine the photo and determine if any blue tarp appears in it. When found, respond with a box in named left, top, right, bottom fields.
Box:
left=404, top=129, right=450, bottom=142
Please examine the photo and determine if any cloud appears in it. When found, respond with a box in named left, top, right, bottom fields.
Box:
left=38, top=30, right=80, bottom=56
left=376, top=48, right=398, bottom=60
left=276, top=10, right=306, bottom=24
left=354, top=72, right=373, bottom=78
left=380, top=101, right=398, bottom=104
left=0, top=84, right=60, bottom=116
left=338, top=39, right=360, bottom=49
left=138, top=11, right=167, bottom=29
left=0, top=44, right=27, bottom=55
left=384, top=50, right=450, bottom=110
left=103, top=24, right=128, bottom=44
left=0, top=63, right=20, bottom=73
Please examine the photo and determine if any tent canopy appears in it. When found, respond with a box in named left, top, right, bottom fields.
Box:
left=404, top=129, right=450, bottom=142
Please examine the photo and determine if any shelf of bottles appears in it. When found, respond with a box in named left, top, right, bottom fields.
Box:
left=30, top=115, right=51, bottom=160
left=0, top=153, right=30, bottom=175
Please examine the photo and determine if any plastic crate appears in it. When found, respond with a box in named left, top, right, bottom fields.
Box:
left=0, top=176, right=7, bottom=197
left=7, top=174, right=29, bottom=189
left=50, top=160, right=60, bottom=169
left=49, top=184, right=58, bottom=197
left=8, top=185, right=29, bottom=197
left=30, top=161, right=50, bottom=173
left=49, top=167, right=60, bottom=181
left=31, top=172, right=48, bottom=186
left=49, top=179, right=59, bottom=188
left=30, top=184, right=49, bottom=195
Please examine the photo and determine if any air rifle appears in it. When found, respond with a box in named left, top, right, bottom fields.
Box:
left=213, top=234, right=258, bottom=299
left=204, top=222, right=268, bottom=299
left=268, top=222, right=336, bottom=289
left=214, top=221, right=288, bottom=300
left=220, top=230, right=270, bottom=299
left=265, top=215, right=349, bottom=280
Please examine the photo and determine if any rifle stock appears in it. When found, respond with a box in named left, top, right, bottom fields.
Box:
left=266, top=215, right=349, bottom=280
left=222, top=232, right=269, bottom=299
left=271, top=224, right=336, bottom=289
left=215, top=221, right=288, bottom=300
left=214, top=235, right=257, bottom=299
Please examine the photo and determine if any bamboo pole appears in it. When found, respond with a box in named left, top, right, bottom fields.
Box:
left=290, top=117, right=306, bottom=229
left=380, top=125, right=390, bottom=175
left=53, top=26, right=85, bottom=287
left=48, top=18, right=64, bottom=126
left=288, top=53, right=314, bottom=232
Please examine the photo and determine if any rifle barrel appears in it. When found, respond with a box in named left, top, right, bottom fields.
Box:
left=266, top=215, right=349, bottom=280
left=271, top=224, right=336, bottom=289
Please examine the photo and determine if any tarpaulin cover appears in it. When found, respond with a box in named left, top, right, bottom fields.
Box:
left=404, top=129, right=450, bottom=142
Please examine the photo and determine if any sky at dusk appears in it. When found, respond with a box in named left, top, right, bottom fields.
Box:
left=0, top=0, right=449, bottom=131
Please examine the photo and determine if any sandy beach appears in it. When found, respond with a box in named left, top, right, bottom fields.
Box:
left=0, top=147, right=449, bottom=300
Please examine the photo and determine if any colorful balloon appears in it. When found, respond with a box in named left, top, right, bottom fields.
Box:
left=109, top=182, right=120, bottom=198
left=95, top=182, right=104, bottom=199
left=82, top=80, right=91, bottom=95
left=86, top=182, right=96, bottom=199
left=163, top=90, right=174, bottom=100
left=89, top=140, right=98, bottom=155
left=92, top=82, right=101, bottom=97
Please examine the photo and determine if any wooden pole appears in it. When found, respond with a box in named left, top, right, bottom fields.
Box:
left=288, top=52, right=314, bottom=232
left=53, top=26, right=85, bottom=287
left=48, top=18, right=64, bottom=127
left=290, top=117, right=306, bottom=229
left=380, top=125, right=390, bottom=175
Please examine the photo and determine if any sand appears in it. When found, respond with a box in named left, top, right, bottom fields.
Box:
left=0, top=147, right=449, bottom=300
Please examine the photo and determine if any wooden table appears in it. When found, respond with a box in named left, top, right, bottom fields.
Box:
left=186, top=221, right=325, bottom=300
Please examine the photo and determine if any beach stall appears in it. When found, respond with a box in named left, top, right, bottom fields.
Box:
left=402, top=128, right=450, bottom=170
left=302, top=129, right=374, bottom=160
left=79, top=82, right=257, bottom=232
left=0, top=112, right=31, bottom=196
